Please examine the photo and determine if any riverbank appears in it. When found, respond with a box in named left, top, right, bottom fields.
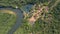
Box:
left=0, top=10, right=16, bottom=34
left=0, top=6, right=24, bottom=34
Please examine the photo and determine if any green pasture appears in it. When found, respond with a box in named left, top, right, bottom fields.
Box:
left=0, top=10, right=16, bottom=34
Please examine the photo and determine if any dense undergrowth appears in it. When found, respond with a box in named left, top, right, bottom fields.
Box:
left=14, top=0, right=60, bottom=34
left=0, top=0, right=60, bottom=34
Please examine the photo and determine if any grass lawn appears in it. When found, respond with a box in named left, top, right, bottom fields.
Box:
left=0, top=10, right=16, bottom=34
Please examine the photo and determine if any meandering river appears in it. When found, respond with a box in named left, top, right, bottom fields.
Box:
left=0, top=4, right=33, bottom=34
left=0, top=7, right=24, bottom=34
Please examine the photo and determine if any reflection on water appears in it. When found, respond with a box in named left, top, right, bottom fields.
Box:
left=21, top=4, right=33, bottom=13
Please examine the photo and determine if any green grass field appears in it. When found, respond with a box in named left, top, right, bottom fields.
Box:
left=0, top=10, right=16, bottom=34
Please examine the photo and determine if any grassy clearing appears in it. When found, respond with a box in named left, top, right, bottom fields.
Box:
left=0, top=10, right=16, bottom=34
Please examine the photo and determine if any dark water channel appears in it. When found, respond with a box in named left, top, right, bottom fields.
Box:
left=0, top=4, right=33, bottom=34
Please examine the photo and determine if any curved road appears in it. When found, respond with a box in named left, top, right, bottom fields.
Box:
left=0, top=8, right=24, bottom=34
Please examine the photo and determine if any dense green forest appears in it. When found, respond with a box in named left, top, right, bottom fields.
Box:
left=0, top=0, right=60, bottom=34
left=0, top=0, right=58, bottom=8
left=14, top=0, right=60, bottom=34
